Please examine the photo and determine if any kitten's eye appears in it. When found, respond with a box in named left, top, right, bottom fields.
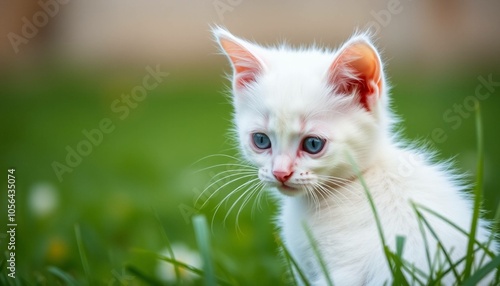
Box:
left=302, top=137, right=325, bottom=154
left=252, top=133, right=271, bottom=149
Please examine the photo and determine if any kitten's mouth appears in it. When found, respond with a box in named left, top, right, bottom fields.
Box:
left=277, top=183, right=303, bottom=196
left=280, top=183, right=295, bottom=190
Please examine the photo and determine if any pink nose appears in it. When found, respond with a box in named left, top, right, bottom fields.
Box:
left=273, top=170, right=293, bottom=183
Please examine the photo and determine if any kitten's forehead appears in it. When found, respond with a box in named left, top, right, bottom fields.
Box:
left=255, top=78, right=327, bottom=137
left=268, top=110, right=303, bottom=136
left=263, top=51, right=333, bottom=107
left=259, top=70, right=331, bottom=121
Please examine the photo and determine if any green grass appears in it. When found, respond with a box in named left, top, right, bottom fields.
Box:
left=0, top=66, right=499, bottom=285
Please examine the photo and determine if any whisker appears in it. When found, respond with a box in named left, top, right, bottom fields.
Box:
left=201, top=173, right=257, bottom=211
left=190, top=153, right=247, bottom=167
left=195, top=170, right=256, bottom=208
left=316, top=174, right=352, bottom=183
left=317, top=180, right=359, bottom=207
left=313, top=184, right=330, bottom=211
left=223, top=178, right=261, bottom=225
left=234, top=182, right=265, bottom=232
left=194, top=163, right=256, bottom=174
left=305, top=184, right=320, bottom=217
left=323, top=181, right=362, bottom=201
left=211, top=177, right=260, bottom=229
left=317, top=175, right=363, bottom=200
left=318, top=182, right=348, bottom=203
left=252, top=183, right=268, bottom=216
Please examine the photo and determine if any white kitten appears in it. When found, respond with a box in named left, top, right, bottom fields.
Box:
left=213, top=27, right=497, bottom=285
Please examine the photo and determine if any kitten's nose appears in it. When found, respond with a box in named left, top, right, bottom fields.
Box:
left=273, top=170, right=293, bottom=183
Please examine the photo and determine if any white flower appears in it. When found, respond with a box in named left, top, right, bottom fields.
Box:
left=155, top=243, right=202, bottom=283
left=29, top=182, right=59, bottom=218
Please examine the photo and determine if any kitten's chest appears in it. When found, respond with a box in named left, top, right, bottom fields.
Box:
left=279, top=192, right=377, bottom=260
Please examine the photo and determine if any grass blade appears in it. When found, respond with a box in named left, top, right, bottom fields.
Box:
left=277, top=238, right=311, bottom=286
left=396, top=236, right=406, bottom=258
left=74, top=224, right=91, bottom=285
left=47, top=266, right=79, bottom=286
left=345, top=153, right=395, bottom=279
left=193, top=215, right=216, bottom=286
left=131, top=248, right=233, bottom=286
left=152, top=207, right=181, bottom=283
left=392, top=236, right=412, bottom=285
left=415, top=209, right=434, bottom=279
left=415, top=204, right=495, bottom=258
left=464, top=102, right=484, bottom=279
left=462, top=254, right=500, bottom=286
left=156, top=255, right=233, bottom=286
left=303, top=222, right=334, bottom=286
left=125, top=265, right=163, bottom=286
left=386, top=252, right=426, bottom=286
left=281, top=245, right=299, bottom=286
left=477, top=203, right=500, bottom=269
left=412, top=206, right=461, bottom=281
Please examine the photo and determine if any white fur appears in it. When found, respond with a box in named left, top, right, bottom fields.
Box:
left=214, top=28, right=497, bottom=285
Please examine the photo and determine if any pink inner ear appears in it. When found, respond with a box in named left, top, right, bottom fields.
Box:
left=329, top=42, right=382, bottom=111
left=220, top=38, right=263, bottom=90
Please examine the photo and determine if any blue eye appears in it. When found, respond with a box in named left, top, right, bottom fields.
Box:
left=252, top=133, right=271, bottom=149
left=302, top=137, right=325, bottom=154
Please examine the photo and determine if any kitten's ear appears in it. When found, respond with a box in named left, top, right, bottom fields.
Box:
left=213, top=27, right=266, bottom=90
left=328, top=35, right=383, bottom=111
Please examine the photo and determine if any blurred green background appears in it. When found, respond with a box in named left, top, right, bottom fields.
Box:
left=1, top=1, right=500, bottom=285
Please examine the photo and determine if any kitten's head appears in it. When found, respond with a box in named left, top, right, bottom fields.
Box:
left=214, top=28, right=391, bottom=197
